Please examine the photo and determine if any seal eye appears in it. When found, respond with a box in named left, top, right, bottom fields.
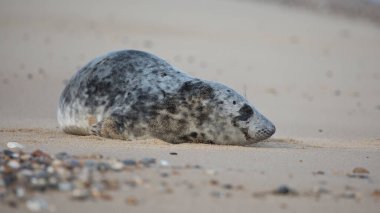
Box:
left=237, top=104, right=254, bottom=121
left=233, top=101, right=236, bottom=105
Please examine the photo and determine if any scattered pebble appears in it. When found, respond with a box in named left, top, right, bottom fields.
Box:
left=110, top=160, right=124, bottom=171
left=122, top=159, right=137, bottom=166
left=352, top=167, right=369, bottom=174
left=222, top=184, right=233, bottom=190
left=205, top=169, right=217, bottom=176
left=7, top=142, right=25, bottom=149
left=169, top=152, right=178, bottom=155
left=126, top=196, right=139, bottom=206
left=27, top=73, right=33, bottom=80
left=273, top=185, right=298, bottom=196
left=312, top=171, right=325, bottom=175
left=159, top=160, right=169, bottom=167
left=372, top=189, right=380, bottom=198
left=139, top=158, right=156, bottom=166
left=26, top=198, right=48, bottom=212
left=209, top=179, right=219, bottom=186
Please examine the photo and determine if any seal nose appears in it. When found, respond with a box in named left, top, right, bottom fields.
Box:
left=255, top=122, right=275, bottom=141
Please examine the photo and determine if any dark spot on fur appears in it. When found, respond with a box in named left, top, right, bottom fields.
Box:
left=233, top=101, right=236, bottom=105
left=179, top=80, right=215, bottom=100
left=190, top=132, right=198, bottom=138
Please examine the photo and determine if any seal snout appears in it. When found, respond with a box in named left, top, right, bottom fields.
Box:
left=248, top=113, right=276, bottom=142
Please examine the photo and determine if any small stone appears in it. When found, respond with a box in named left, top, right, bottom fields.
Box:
left=122, top=159, right=137, bottom=166
left=97, top=162, right=110, bottom=172
left=372, top=189, right=380, bottom=198
left=352, top=167, right=369, bottom=174
left=209, top=179, right=219, bottom=186
left=339, top=191, right=357, bottom=199
left=169, top=152, right=178, bottom=155
left=126, top=196, right=139, bottom=206
left=71, top=189, right=90, bottom=200
left=205, top=169, right=217, bottom=176
left=110, top=161, right=124, bottom=171
left=54, top=152, right=70, bottom=160
left=16, top=187, right=26, bottom=198
left=222, top=184, right=233, bottom=190
left=100, top=193, right=113, bottom=201
left=7, top=142, right=25, bottom=149
left=26, top=198, right=48, bottom=212
left=312, top=186, right=329, bottom=195
left=27, top=73, right=33, bottom=80
left=58, top=182, right=72, bottom=191
left=31, top=149, right=49, bottom=158
left=273, top=185, right=297, bottom=195
left=312, top=171, right=325, bottom=175
left=7, top=160, right=20, bottom=169
left=139, top=158, right=156, bottom=166
left=160, top=172, right=169, bottom=178
left=7, top=200, right=18, bottom=208
left=3, top=149, right=16, bottom=158
left=159, top=160, right=169, bottom=167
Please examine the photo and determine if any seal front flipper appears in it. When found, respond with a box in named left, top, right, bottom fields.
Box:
left=90, top=116, right=127, bottom=140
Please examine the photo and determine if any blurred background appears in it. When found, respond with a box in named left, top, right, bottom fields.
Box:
left=0, top=0, right=379, bottom=140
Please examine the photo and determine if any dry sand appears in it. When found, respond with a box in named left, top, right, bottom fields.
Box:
left=0, top=0, right=380, bottom=212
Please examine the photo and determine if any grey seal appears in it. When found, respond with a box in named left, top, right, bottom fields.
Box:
left=57, top=50, right=275, bottom=145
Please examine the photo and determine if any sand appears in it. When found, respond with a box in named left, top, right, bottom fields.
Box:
left=0, top=0, right=379, bottom=212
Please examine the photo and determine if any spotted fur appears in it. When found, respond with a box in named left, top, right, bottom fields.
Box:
left=57, top=50, right=275, bottom=145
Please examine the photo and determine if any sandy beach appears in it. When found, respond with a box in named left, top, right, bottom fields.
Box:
left=0, top=0, right=380, bottom=212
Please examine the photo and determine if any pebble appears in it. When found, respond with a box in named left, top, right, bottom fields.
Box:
left=7, top=160, right=20, bottom=169
left=209, top=179, right=219, bottom=186
left=122, top=159, right=137, bottom=166
left=7, top=142, right=25, bottom=149
left=97, top=162, right=110, bottom=172
left=3, top=149, right=17, bottom=158
left=312, top=171, right=325, bottom=175
left=71, top=189, right=90, bottom=200
left=159, top=160, right=169, bottom=167
left=169, top=152, right=178, bottom=155
left=139, top=158, right=156, bottom=166
left=352, top=167, right=369, bottom=174
left=58, top=182, right=73, bottom=191
left=339, top=191, right=360, bottom=199
left=205, top=169, right=217, bottom=176
left=273, top=185, right=298, bottom=195
left=312, top=186, right=329, bottom=195
left=372, top=189, right=380, bottom=198
left=160, top=172, right=169, bottom=178
left=126, top=196, right=139, bottom=206
left=222, top=184, right=233, bottom=190
left=110, top=161, right=124, bottom=171
left=15, top=187, right=26, bottom=198
left=26, top=198, right=48, bottom=212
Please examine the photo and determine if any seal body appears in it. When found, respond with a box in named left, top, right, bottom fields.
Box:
left=58, top=50, right=275, bottom=145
